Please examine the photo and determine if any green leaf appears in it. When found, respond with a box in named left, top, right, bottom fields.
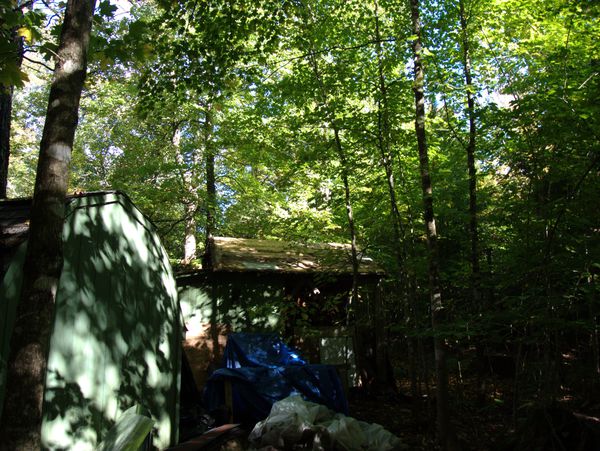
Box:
left=97, top=0, right=118, bottom=18
left=96, top=405, right=154, bottom=451
left=0, top=62, right=27, bottom=88
left=422, top=47, right=434, bottom=57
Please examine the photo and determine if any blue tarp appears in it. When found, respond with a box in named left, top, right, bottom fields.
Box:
left=203, top=333, right=348, bottom=425
left=221, top=333, right=306, bottom=368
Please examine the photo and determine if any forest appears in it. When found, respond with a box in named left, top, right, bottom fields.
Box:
left=1, top=0, right=599, bottom=449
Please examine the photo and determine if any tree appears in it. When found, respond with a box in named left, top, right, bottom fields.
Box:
left=4, top=0, right=599, bottom=444
left=0, top=1, right=34, bottom=198
left=0, top=0, right=96, bottom=448
left=457, top=0, right=480, bottom=309
left=139, top=0, right=281, bottom=264
left=409, top=0, right=456, bottom=448
left=298, top=1, right=361, bottom=311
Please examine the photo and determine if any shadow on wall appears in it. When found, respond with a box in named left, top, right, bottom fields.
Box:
left=0, top=194, right=181, bottom=450
left=179, top=276, right=284, bottom=389
left=179, top=279, right=282, bottom=336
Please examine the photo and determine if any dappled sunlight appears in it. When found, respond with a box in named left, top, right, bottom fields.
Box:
left=0, top=193, right=182, bottom=450
left=177, top=269, right=377, bottom=399
left=40, top=194, right=181, bottom=449
left=179, top=274, right=285, bottom=333
left=178, top=274, right=287, bottom=390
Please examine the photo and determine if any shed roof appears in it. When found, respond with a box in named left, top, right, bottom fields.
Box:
left=0, top=198, right=29, bottom=278
left=204, top=236, right=384, bottom=275
left=0, top=191, right=133, bottom=281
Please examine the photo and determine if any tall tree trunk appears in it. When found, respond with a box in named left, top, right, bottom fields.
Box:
left=300, top=8, right=366, bottom=385
left=372, top=0, right=403, bottom=391
left=459, top=0, right=486, bottom=405
left=301, top=14, right=360, bottom=309
left=330, top=124, right=363, bottom=382
left=373, top=0, right=405, bottom=265
left=409, top=0, right=456, bottom=449
left=0, top=86, right=12, bottom=199
left=201, top=104, right=221, bottom=363
left=172, top=124, right=198, bottom=263
left=0, top=24, right=24, bottom=199
left=332, top=126, right=360, bottom=306
left=203, top=105, right=216, bottom=269
left=459, top=0, right=480, bottom=309
left=0, top=1, right=96, bottom=449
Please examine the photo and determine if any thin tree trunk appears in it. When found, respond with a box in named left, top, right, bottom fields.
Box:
left=589, top=270, right=599, bottom=394
left=406, top=273, right=418, bottom=399
left=409, top=0, right=457, bottom=449
left=201, top=104, right=220, bottom=362
left=0, top=24, right=24, bottom=199
left=203, top=105, right=216, bottom=269
left=0, top=87, right=12, bottom=199
left=301, top=13, right=360, bottom=309
left=373, top=0, right=404, bottom=256
left=332, top=126, right=360, bottom=306
left=372, top=0, right=405, bottom=392
left=172, top=124, right=198, bottom=263
left=459, top=0, right=488, bottom=404
left=373, top=0, right=426, bottom=396
left=459, top=0, right=480, bottom=309
left=184, top=203, right=197, bottom=263
left=300, top=9, right=366, bottom=385
left=0, top=1, right=96, bottom=449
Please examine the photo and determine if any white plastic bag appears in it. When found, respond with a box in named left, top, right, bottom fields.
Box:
left=249, top=395, right=403, bottom=450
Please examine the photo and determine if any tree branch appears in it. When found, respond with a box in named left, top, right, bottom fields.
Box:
left=263, top=37, right=400, bottom=82
left=22, top=54, right=53, bottom=71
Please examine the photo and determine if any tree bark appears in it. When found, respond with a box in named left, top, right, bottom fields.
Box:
left=459, top=0, right=480, bottom=308
left=0, top=1, right=96, bottom=449
left=203, top=105, right=216, bottom=269
left=409, top=0, right=457, bottom=449
left=0, top=23, right=24, bottom=199
left=0, top=86, right=12, bottom=199
left=172, top=124, right=198, bottom=263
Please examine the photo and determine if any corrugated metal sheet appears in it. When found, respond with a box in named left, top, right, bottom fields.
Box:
left=0, top=192, right=181, bottom=450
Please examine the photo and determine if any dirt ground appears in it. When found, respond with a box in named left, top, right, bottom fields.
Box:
left=347, top=377, right=600, bottom=451
left=346, top=379, right=514, bottom=451
left=205, top=374, right=600, bottom=450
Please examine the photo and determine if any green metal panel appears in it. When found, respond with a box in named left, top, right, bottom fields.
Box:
left=0, top=193, right=181, bottom=450
left=0, top=242, right=26, bottom=423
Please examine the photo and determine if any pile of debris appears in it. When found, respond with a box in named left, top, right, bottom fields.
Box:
left=249, top=395, right=403, bottom=451
left=172, top=333, right=403, bottom=450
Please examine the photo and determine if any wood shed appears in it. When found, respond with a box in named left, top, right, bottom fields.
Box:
left=0, top=191, right=182, bottom=450
left=177, top=236, right=385, bottom=391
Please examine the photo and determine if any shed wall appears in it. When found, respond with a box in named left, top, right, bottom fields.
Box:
left=178, top=274, right=283, bottom=389
left=179, top=273, right=284, bottom=334
left=0, top=193, right=181, bottom=450
left=177, top=272, right=379, bottom=390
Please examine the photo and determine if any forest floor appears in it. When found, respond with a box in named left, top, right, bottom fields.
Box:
left=347, top=377, right=517, bottom=451
left=214, top=375, right=600, bottom=450
left=348, top=376, right=600, bottom=450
